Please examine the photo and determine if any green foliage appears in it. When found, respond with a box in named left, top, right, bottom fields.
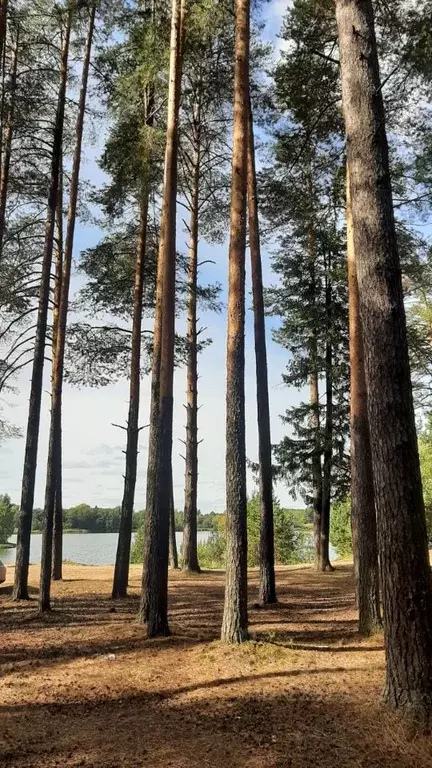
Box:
left=418, top=418, right=432, bottom=540
left=196, top=494, right=314, bottom=570
left=130, top=509, right=225, bottom=563
left=173, top=509, right=221, bottom=532
left=259, top=0, right=349, bottom=510
left=329, top=499, right=352, bottom=558
left=196, top=531, right=226, bottom=570
left=0, top=494, right=16, bottom=544
left=130, top=523, right=145, bottom=564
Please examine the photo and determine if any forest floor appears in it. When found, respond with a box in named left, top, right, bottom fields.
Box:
left=1, top=562, right=432, bottom=768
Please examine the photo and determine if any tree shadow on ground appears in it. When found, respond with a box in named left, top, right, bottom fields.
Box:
left=1, top=681, right=428, bottom=768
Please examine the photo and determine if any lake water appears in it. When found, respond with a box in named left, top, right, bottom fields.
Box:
left=0, top=531, right=337, bottom=567
left=0, top=531, right=212, bottom=567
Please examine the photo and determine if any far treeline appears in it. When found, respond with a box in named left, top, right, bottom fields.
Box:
left=34, top=505, right=223, bottom=534
left=0, top=497, right=224, bottom=536
left=1, top=0, right=432, bottom=724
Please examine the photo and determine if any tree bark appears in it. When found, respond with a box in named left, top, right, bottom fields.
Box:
left=335, top=0, right=432, bottom=720
left=169, top=480, right=179, bottom=569
left=52, top=161, right=64, bottom=581
left=139, top=0, right=185, bottom=637
left=346, top=161, right=381, bottom=635
left=320, top=259, right=334, bottom=573
left=0, top=0, right=7, bottom=72
left=247, top=103, right=275, bottom=605
left=306, top=171, right=323, bottom=570
left=113, top=28, right=155, bottom=599
left=12, top=10, right=72, bottom=603
left=112, top=195, right=148, bottom=598
left=40, top=6, right=95, bottom=611
left=0, top=22, right=18, bottom=263
left=310, top=367, right=322, bottom=568
left=182, top=135, right=200, bottom=574
left=221, top=0, right=250, bottom=644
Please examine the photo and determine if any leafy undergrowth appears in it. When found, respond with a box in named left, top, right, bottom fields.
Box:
left=1, top=563, right=431, bottom=768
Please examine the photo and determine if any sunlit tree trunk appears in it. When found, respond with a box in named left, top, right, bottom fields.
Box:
left=247, top=103, right=275, bottom=605
left=140, top=0, right=185, bottom=637
left=13, top=9, right=72, bottom=602
left=0, top=22, right=18, bottom=262
left=40, top=6, right=95, bottom=611
left=346, top=162, right=381, bottom=635
left=221, top=0, right=250, bottom=644
left=336, top=0, right=432, bottom=720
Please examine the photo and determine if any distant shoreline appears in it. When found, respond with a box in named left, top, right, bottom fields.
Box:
left=1, top=529, right=214, bottom=549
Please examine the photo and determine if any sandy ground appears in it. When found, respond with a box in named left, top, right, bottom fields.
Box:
left=1, top=562, right=431, bottom=768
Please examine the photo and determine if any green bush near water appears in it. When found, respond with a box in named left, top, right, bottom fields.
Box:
left=131, top=494, right=314, bottom=567
left=329, top=498, right=352, bottom=557
left=0, top=494, right=16, bottom=545
left=328, top=426, right=432, bottom=556
left=130, top=525, right=145, bottom=564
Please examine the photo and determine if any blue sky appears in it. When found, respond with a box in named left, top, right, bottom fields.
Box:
left=0, top=0, right=304, bottom=513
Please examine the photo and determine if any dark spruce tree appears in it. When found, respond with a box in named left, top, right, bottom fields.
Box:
left=262, top=0, right=349, bottom=572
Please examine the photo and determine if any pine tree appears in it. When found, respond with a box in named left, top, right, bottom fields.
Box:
left=140, top=0, right=185, bottom=637
left=247, top=103, right=275, bottom=604
left=13, top=3, right=72, bottom=602
left=0, top=14, right=18, bottom=262
left=178, top=0, right=230, bottom=573
left=41, top=2, right=96, bottom=607
left=111, top=3, right=159, bottom=599
left=221, top=0, right=249, bottom=644
left=335, top=0, right=432, bottom=720
left=346, top=162, right=381, bottom=634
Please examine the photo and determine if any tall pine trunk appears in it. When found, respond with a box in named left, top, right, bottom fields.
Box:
left=306, top=171, right=322, bottom=569
left=221, top=0, right=250, bottom=644
left=247, top=103, right=275, bottom=605
left=182, top=136, right=200, bottom=573
left=113, top=61, right=154, bottom=598
left=346, top=162, right=381, bottom=635
left=12, top=10, right=72, bottom=602
left=336, top=0, right=432, bottom=720
left=0, top=22, right=18, bottom=262
left=139, top=0, right=184, bottom=637
left=319, top=259, right=334, bottom=572
left=40, top=6, right=95, bottom=611
left=169, top=479, right=179, bottom=569
left=112, top=195, right=148, bottom=598
left=310, top=366, right=322, bottom=568
left=0, top=0, right=7, bottom=70
left=52, top=163, right=64, bottom=581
